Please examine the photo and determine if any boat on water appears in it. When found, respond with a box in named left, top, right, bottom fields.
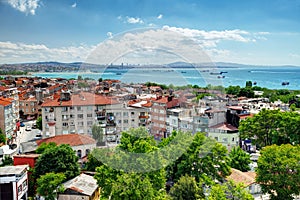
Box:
left=116, top=72, right=122, bottom=75
left=181, top=71, right=187, bottom=73
left=210, top=72, right=221, bottom=75
left=220, top=71, right=228, bottom=74
left=253, top=81, right=257, bottom=85
left=282, top=81, right=289, bottom=86
left=217, top=75, right=225, bottom=79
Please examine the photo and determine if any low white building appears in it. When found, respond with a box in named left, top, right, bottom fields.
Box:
left=0, top=165, right=28, bottom=200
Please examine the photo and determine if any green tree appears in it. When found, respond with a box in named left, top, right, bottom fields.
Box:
left=208, top=180, right=254, bottom=200
left=238, top=87, right=254, bottom=98
left=36, top=116, right=43, bottom=130
left=33, top=144, right=80, bottom=180
left=36, top=172, right=65, bottom=200
left=246, top=81, right=252, bottom=87
left=168, top=132, right=231, bottom=183
left=0, top=128, right=6, bottom=144
left=256, top=144, right=300, bottom=200
left=94, top=127, right=167, bottom=199
left=0, top=155, right=13, bottom=166
left=110, top=173, right=158, bottom=200
left=239, top=109, right=300, bottom=147
left=225, top=86, right=241, bottom=96
left=91, top=124, right=104, bottom=145
left=229, top=147, right=251, bottom=172
left=169, top=175, right=204, bottom=200
left=84, top=150, right=103, bottom=171
left=35, top=142, right=57, bottom=154
left=77, top=75, right=83, bottom=80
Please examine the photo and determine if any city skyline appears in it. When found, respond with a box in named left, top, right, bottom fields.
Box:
left=0, top=0, right=300, bottom=66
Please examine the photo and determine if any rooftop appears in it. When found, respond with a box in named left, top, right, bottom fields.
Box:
left=36, top=134, right=96, bottom=147
left=0, top=165, right=28, bottom=176
left=62, top=173, right=98, bottom=196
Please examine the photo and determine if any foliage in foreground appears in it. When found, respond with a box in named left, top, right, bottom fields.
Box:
left=36, top=172, right=65, bottom=200
left=256, top=144, right=300, bottom=200
left=229, top=146, right=251, bottom=172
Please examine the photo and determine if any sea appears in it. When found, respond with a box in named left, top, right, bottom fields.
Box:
left=32, top=65, right=300, bottom=90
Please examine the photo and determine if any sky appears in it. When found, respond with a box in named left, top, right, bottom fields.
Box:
left=0, top=0, right=300, bottom=65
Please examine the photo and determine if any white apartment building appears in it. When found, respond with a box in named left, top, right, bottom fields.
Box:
left=41, top=91, right=151, bottom=144
left=0, top=97, right=16, bottom=143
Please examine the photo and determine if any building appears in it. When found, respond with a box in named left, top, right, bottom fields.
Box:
left=19, top=96, right=40, bottom=120
left=41, top=91, right=120, bottom=137
left=58, top=173, right=100, bottom=200
left=13, top=154, right=40, bottom=169
left=150, top=96, right=179, bottom=138
left=0, top=97, right=16, bottom=143
left=35, top=134, right=96, bottom=159
left=0, top=165, right=28, bottom=200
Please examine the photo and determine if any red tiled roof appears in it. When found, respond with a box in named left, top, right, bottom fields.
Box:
left=209, top=123, right=238, bottom=131
left=0, top=97, right=13, bottom=106
left=142, top=101, right=152, bottom=107
left=36, top=134, right=96, bottom=147
left=228, top=106, right=244, bottom=111
left=41, top=92, right=119, bottom=107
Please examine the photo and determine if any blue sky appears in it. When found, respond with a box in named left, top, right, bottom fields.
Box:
left=0, top=0, right=300, bottom=65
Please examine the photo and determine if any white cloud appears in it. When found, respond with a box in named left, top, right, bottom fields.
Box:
left=126, top=17, right=144, bottom=24
left=0, top=41, right=96, bottom=64
left=107, top=32, right=113, bottom=39
left=157, top=14, right=163, bottom=19
left=6, top=0, right=40, bottom=15
left=71, top=2, right=77, bottom=8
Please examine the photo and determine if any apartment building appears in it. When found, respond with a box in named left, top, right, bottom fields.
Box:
left=150, top=96, right=179, bottom=138
left=0, top=98, right=16, bottom=143
left=41, top=91, right=151, bottom=144
left=19, top=96, right=40, bottom=120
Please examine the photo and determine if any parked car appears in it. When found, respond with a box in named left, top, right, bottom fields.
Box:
left=25, top=125, right=31, bottom=131
left=34, top=134, right=42, bottom=140
left=32, top=123, right=37, bottom=129
left=20, top=122, right=25, bottom=127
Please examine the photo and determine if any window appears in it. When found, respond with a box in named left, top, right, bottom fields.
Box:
left=131, top=111, right=135, bottom=115
left=159, top=110, right=165, bottom=114
left=223, top=138, right=228, bottom=142
left=87, top=113, right=93, bottom=118
left=87, top=121, right=93, bottom=126
left=77, top=150, right=82, bottom=158
left=70, top=114, right=74, bottom=118
left=62, top=122, right=68, bottom=127
left=22, top=181, right=27, bottom=191
left=232, top=137, right=235, bottom=142
left=77, top=106, right=82, bottom=111
left=131, top=119, right=135, bottom=122
left=25, top=103, right=28, bottom=106
left=123, top=119, right=128, bottom=123
left=62, top=107, right=68, bottom=112
left=31, top=102, right=35, bottom=106
left=78, top=122, right=84, bottom=126
left=123, top=112, right=128, bottom=117
left=214, top=137, right=218, bottom=141
left=87, top=106, right=93, bottom=111
left=77, top=114, right=84, bottom=119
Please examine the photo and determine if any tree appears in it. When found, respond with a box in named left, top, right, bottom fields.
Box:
left=208, top=180, right=254, bottom=200
left=238, top=87, right=254, bottom=98
left=91, top=124, right=104, bottom=145
left=36, top=116, right=43, bottom=130
left=167, top=132, right=231, bottom=183
left=0, top=155, right=13, bottom=166
left=246, top=81, right=252, bottom=87
left=110, top=173, right=158, bottom=200
left=169, top=175, right=204, bottom=200
left=35, top=142, right=57, bottom=154
left=239, top=109, right=300, bottom=147
left=0, top=128, right=6, bottom=144
left=36, top=172, right=65, bottom=200
left=256, top=144, right=300, bottom=200
left=94, top=127, right=167, bottom=199
left=84, top=150, right=103, bottom=171
left=229, top=147, right=251, bottom=172
left=225, top=86, right=241, bottom=96
left=77, top=75, right=83, bottom=80
left=33, top=144, right=80, bottom=180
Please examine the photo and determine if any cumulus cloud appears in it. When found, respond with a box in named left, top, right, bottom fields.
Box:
left=107, top=32, right=113, bottom=39
left=71, top=2, right=77, bottom=8
left=157, top=14, right=163, bottom=19
left=126, top=17, right=144, bottom=24
left=6, top=0, right=40, bottom=15
left=0, top=41, right=96, bottom=64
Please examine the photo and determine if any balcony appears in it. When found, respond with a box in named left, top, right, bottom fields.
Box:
left=97, top=115, right=106, bottom=121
